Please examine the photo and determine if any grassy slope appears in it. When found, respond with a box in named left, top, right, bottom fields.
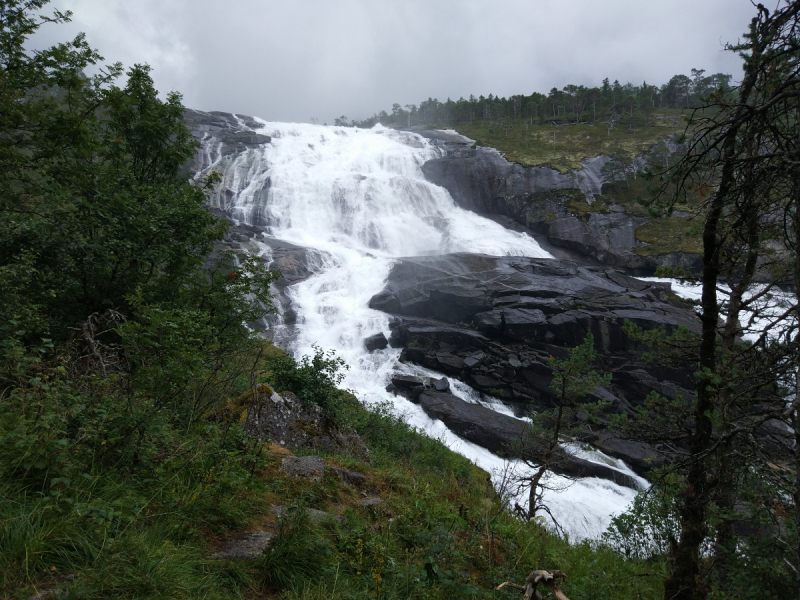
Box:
left=2, top=384, right=667, bottom=599
left=451, top=112, right=702, bottom=257
left=454, top=111, right=686, bottom=173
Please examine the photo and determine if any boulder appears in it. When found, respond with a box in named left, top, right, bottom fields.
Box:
left=356, top=497, right=382, bottom=507
left=329, top=465, right=368, bottom=486
left=416, top=391, right=642, bottom=489
left=242, top=386, right=370, bottom=461
left=210, top=531, right=276, bottom=560
left=364, top=332, right=388, bottom=351
left=391, top=374, right=424, bottom=391
left=281, top=455, right=326, bottom=482
left=579, top=432, right=663, bottom=474
left=270, top=505, right=346, bottom=524
left=431, top=376, right=451, bottom=392
left=389, top=374, right=451, bottom=398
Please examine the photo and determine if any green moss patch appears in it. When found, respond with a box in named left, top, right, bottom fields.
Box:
left=635, top=215, right=702, bottom=256
left=456, top=111, right=685, bottom=173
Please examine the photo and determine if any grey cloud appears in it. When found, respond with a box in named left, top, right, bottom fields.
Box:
left=32, top=0, right=756, bottom=124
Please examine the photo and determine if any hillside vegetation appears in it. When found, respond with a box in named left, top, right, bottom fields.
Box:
left=457, top=112, right=685, bottom=172
left=348, top=71, right=727, bottom=170
left=0, top=3, right=669, bottom=599
left=2, top=2, right=798, bottom=599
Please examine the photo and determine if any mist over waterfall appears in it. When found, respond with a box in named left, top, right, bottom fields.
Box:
left=197, top=121, right=641, bottom=539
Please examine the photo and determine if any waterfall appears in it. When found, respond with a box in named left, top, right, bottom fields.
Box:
left=198, top=120, right=641, bottom=539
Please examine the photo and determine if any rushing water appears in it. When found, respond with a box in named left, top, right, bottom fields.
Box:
left=199, top=121, right=642, bottom=539
left=638, top=277, right=797, bottom=343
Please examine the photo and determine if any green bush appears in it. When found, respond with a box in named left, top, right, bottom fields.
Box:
left=263, top=345, right=350, bottom=413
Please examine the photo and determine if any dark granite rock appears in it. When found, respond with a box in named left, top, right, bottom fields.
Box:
left=364, top=332, right=389, bottom=352
left=429, top=287, right=491, bottom=323
left=391, top=374, right=425, bottom=391
left=371, top=254, right=699, bottom=345
left=416, top=391, right=641, bottom=489
left=389, top=374, right=451, bottom=398
left=369, top=290, right=402, bottom=314
left=370, top=253, right=700, bottom=476
left=580, top=432, right=663, bottom=474
left=260, top=238, right=326, bottom=288
left=431, top=376, right=451, bottom=392
left=418, top=142, right=700, bottom=274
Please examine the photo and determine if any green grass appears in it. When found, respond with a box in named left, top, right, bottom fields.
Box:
left=455, top=111, right=686, bottom=173
left=0, top=392, right=668, bottom=599
left=634, top=215, right=703, bottom=256
left=593, top=178, right=703, bottom=256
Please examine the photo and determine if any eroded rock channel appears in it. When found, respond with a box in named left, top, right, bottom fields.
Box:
left=369, top=253, right=700, bottom=478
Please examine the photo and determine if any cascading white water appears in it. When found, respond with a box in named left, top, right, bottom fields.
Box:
left=202, top=120, right=641, bottom=539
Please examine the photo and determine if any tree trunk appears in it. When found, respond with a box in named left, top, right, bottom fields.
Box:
left=793, top=118, right=800, bottom=597
left=664, top=21, right=765, bottom=599
left=711, top=207, right=760, bottom=591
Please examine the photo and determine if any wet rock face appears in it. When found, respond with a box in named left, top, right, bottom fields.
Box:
left=415, top=390, right=643, bottom=489
left=184, top=109, right=270, bottom=169
left=419, top=143, right=701, bottom=274
left=370, top=253, right=699, bottom=474
left=364, top=332, right=389, bottom=352
left=204, top=207, right=325, bottom=331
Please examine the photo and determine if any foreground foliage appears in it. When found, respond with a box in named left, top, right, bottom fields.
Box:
left=2, top=2, right=797, bottom=599
left=1, top=345, right=671, bottom=600
left=0, top=3, right=664, bottom=598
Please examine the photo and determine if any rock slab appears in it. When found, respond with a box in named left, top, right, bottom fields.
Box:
left=270, top=505, right=347, bottom=524
left=369, top=253, right=697, bottom=477
left=281, top=455, right=326, bottom=482
left=211, top=531, right=276, bottom=560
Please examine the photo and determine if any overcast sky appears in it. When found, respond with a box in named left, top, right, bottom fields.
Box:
left=30, top=0, right=761, bottom=124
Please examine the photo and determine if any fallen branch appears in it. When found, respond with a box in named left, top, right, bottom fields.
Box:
left=497, top=569, right=569, bottom=600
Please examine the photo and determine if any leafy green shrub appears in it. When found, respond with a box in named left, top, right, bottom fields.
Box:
left=603, top=477, right=680, bottom=560
left=263, top=345, right=350, bottom=414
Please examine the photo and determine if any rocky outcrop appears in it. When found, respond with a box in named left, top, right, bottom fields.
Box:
left=210, top=531, right=276, bottom=560
left=418, top=140, right=700, bottom=274
left=184, top=109, right=269, bottom=168
left=413, top=390, right=643, bottom=489
left=242, top=385, right=370, bottom=461
left=369, top=253, right=699, bottom=475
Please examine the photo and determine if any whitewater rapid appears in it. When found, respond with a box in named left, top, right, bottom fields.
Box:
left=200, top=120, right=642, bottom=539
